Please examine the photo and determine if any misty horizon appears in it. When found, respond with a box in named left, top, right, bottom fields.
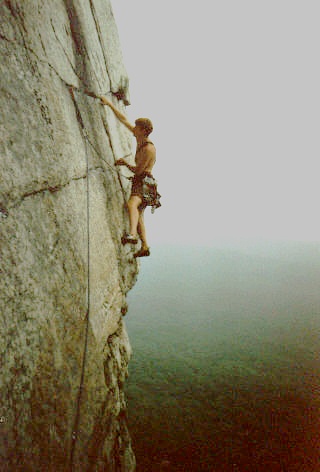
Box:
left=124, top=242, right=320, bottom=471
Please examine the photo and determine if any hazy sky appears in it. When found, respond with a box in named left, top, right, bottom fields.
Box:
left=111, top=1, right=319, bottom=246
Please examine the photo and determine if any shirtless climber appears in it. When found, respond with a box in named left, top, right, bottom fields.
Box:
left=100, top=95, right=160, bottom=258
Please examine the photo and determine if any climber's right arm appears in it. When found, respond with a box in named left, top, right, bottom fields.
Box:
left=99, top=96, right=134, bottom=132
left=115, top=159, right=136, bottom=173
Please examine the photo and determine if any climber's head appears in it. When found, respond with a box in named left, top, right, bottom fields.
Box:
left=134, top=117, right=153, bottom=137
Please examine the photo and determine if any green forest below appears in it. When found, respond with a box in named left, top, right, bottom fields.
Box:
left=125, top=243, right=320, bottom=471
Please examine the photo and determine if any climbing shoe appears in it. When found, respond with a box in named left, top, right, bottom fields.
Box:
left=121, top=234, right=138, bottom=245
left=134, top=248, right=150, bottom=258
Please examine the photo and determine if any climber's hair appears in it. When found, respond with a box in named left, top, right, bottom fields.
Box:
left=135, top=118, right=153, bottom=136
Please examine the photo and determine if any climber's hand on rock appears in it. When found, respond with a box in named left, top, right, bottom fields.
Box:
left=115, top=159, right=126, bottom=166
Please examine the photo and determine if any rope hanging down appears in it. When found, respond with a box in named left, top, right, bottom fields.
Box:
left=68, top=86, right=133, bottom=469
left=68, top=87, right=92, bottom=471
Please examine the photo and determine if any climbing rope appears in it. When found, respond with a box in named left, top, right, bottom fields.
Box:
left=68, top=86, right=133, bottom=469
left=68, top=88, right=91, bottom=471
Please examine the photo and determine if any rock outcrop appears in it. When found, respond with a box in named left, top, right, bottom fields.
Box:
left=0, top=1, right=137, bottom=470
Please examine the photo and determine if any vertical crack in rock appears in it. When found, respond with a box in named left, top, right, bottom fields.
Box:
left=49, top=18, right=82, bottom=84
left=88, top=0, right=110, bottom=83
left=63, top=0, right=103, bottom=90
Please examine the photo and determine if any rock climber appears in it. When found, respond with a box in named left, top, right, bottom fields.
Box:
left=99, top=95, right=161, bottom=258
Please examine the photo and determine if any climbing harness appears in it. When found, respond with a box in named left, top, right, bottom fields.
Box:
left=131, top=172, right=161, bottom=213
left=141, top=174, right=161, bottom=213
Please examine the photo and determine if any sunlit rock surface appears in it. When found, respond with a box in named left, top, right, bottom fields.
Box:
left=0, top=1, right=137, bottom=470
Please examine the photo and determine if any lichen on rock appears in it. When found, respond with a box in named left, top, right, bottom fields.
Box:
left=0, top=1, right=137, bottom=470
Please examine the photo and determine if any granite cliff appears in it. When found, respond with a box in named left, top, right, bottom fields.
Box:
left=0, top=1, right=137, bottom=470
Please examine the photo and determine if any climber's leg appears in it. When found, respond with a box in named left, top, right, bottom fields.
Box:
left=127, top=195, right=142, bottom=238
left=134, top=209, right=150, bottom=257
left=137, top=209, right=148, bottom=250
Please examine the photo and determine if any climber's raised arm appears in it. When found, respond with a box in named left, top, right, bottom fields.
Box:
left=99, top=95, right=134, bottom=132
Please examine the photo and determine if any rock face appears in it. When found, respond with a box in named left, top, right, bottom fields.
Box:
left=0, top=1, right=137, bottom=470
